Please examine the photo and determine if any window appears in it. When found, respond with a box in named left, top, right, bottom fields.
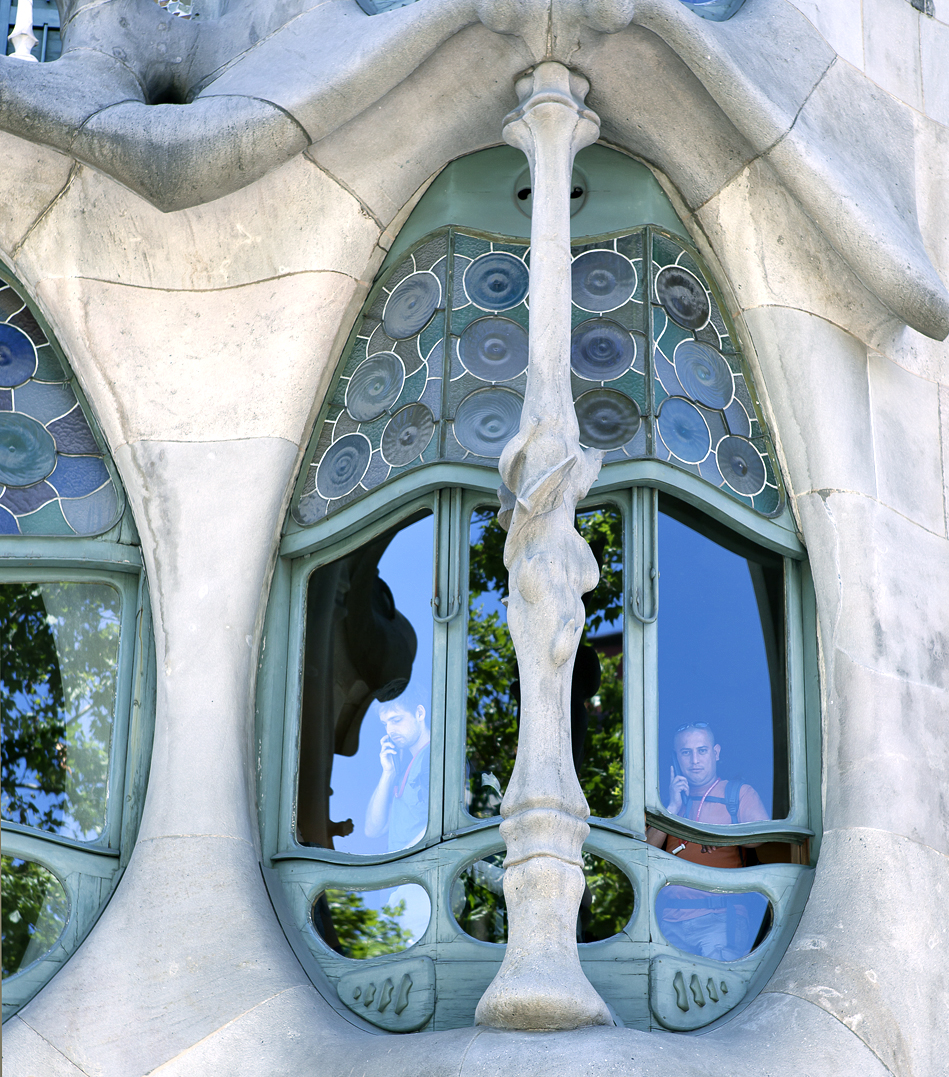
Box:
left=1, top=266, right=155, bottom=1020
left=257, top=146, right=819, bottom=1034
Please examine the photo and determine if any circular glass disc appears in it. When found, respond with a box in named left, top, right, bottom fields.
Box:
left=463, top=253, right=529, bottom=311
left=383, top=273, right=440, bottom=339
left=571, top=319, right=635, bottom=381
left=382, top=404, right=435, bottom=466
left=316, top=433, right=372, bottom=499
left=453, top=388, right=522, bottom=457
left=0, top=412, right=57, bottom=487
left=674, top=340, right=733, bottom=409
left=657, top=397, right=711, bottom=463
left=571, top=250, right=636, bottom=313
left=346, top=353, right=405, bottom=422
left=716, top=435, right=766, bottom=495
left=575, top=389, right=641, bottom=449
left=0, top=324, right=37, bottom=388
left=655, top=265, right=710, bottom=330
left=459, top=317, right=528, bottom=382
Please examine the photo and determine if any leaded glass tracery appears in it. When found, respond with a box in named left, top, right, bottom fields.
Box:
left=293, top=228, right=782, bottom=527
left=0, top=277, right=121, bottom=537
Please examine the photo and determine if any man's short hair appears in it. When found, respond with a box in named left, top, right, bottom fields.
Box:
left=378, top=689, right=429, bottom=724
left=674, top=722, right=717, bottom=743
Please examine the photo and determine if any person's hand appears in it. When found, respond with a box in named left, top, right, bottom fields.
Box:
left=379, top=734, right=398, bottom=777
left=666, top=766, right=688, bottom=815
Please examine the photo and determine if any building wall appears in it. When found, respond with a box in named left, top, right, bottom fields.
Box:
left=1, top=0, right=947, bottom=1073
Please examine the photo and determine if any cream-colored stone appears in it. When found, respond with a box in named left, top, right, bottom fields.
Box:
left=766, top=828, right=949, bottom=1077
left=913, top=111, right=949, bottom=287
left=18, top=836, right=314, bottom=1077
left=116, top=438, right=296, bottom=843
left=797, top=490, right=949, bottom=691
left=16, top=155, right=381, bottom=293
left=33, top=273, right=360, bottom=450
left=942, top=382, right=949, bottom=538
left=0, top=1017, right=89, bottom=1077
left=863, top=0, right=923, bottom=110
left=784, top=0, right=865, bottom=70
left=820, top=652, right=949, bottom=853
left=310, top=23, right=529, bottom=227
left=696, top=156, right=896, bottom=341
left=868, top=351, right=945, bottom=533
left=935, top=0, right=949, bottom=23
left=741, top=308, right=877, bottom=500
left=921, top=15, right=949, bottom=127
left=0, top=132, right=74, bottom=261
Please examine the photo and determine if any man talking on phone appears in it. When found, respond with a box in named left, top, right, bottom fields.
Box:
left=645, top=722, right=769, bottom=959
left=365, top=694, right=430, bottom=851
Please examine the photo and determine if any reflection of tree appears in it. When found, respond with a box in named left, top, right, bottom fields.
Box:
left=1, top=855, right=69, bottom=978
left=319, top=890, right=414, bottom=959
left=1, top=583, right=119, bottom=839
left=466, top=508, right=624, bottom=818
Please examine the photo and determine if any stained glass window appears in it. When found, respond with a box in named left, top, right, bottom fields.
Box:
left=293, top=228, right=782, bottom=528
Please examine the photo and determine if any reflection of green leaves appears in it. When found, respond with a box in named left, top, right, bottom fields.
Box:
left=579, top=852, right=635, bottom=943
left=456, top=856, right=507, bottom=944
left=1, top=583, right=119, bottom=839
left=323, top=890, right=415, bottom=959
left=1, top=856, right=69, bottom=978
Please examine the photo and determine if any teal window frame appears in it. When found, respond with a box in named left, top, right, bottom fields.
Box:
left=255, top=145, right=822, bottom=1032
left=1, top=269, right=155, bottom=1021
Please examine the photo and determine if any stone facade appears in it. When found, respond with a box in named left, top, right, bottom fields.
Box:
left=1, top=0, right=947, bottom=1073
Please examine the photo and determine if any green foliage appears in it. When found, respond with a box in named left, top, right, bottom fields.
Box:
left=1, top=582, right=120, bottom=839
left=579, top=852, right=635, bottom=943
left=322, top=890, right=415, bottom=959
left=1, top=855, right=69, bottom=978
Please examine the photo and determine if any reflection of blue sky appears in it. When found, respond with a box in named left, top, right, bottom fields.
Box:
left=657, top=514, right=774, bottom=815
left=329, top=516, right=435, bottom=857
left=339, top=883, right=431, bottom=947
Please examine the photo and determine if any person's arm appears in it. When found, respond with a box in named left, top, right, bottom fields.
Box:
left=645, top=766, right=690, bottom=848
left=365, top=735, right=398, bottom=838
left=737, top=783, right=770, bottom=848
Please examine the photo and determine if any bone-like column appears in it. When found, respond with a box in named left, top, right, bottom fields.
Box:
left=474, top=62, right=612, bottom=1032
left=8, top=0, right=38, bottom=60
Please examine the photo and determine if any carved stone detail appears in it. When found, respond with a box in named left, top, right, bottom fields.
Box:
left=474, top=61, right=612, bottom=1032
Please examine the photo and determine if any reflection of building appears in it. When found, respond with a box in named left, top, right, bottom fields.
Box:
left=2, top=0, right=948, bottom=1073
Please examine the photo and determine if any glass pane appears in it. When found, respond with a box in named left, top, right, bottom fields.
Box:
left=1, top=582, right=120, bottom=840
left=656, top=503, right=786, bottom=837
left=452, top=851, right=634, bottom=944
left=1, top=855, right=69, bottom=977
left=313, top=883, right=430, bottom=957
left=575, top=507, right=624, bottom=819
left=656, top=885, right=770, bottom=961
left=297, top=513, right=434, bottom=855
left=466, top=508, right=516, bottom=819
left=465, top=505, right=624, bottom=820
left=578, top=852, right=635, bottom=943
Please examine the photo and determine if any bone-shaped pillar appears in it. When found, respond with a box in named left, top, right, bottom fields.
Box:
left=474, top=62, right=612, bottom=1031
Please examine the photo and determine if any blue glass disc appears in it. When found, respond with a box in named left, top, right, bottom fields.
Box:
left=0, top=324, right=37, bottom=388
left=453, top=388, right=522, bottom=457
left=571, top=251, right=636, bottom=312
left=571, top=319, right=635, bottom=381
left=459, top=317, right=528, bottom=381
left=657, top=397, right=711, bottom=463
left=0, top=412, right=57, bottom=487
left=655, top=265, right=710, bottom=330
left=346, top=353, right=405, bottom=422
left=381, top=403, right=434, bottom=466
left=716, top=435, right=766, bottom=495
left=383, top=273, right=441, bottom=339
left=316, top=433, right=372, bottom=499
left=463, top=253, right=529, bottom=311
left=575, top=389, right=641, bottom=449
left=674, top=340, right=733, bottom=408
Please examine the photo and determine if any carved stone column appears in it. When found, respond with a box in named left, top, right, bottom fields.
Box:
left=474, top=62, right=612, bottom=1031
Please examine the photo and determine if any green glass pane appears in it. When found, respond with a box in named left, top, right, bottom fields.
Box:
left=465, top=504, right=624, bottom=821
left=313, top=884, right=430, bottom=958
left=452, top=851, right=633, bottom=945
left=1, top=856, right=69, bottom=977
left=1, top=582, right=121, bottom=840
